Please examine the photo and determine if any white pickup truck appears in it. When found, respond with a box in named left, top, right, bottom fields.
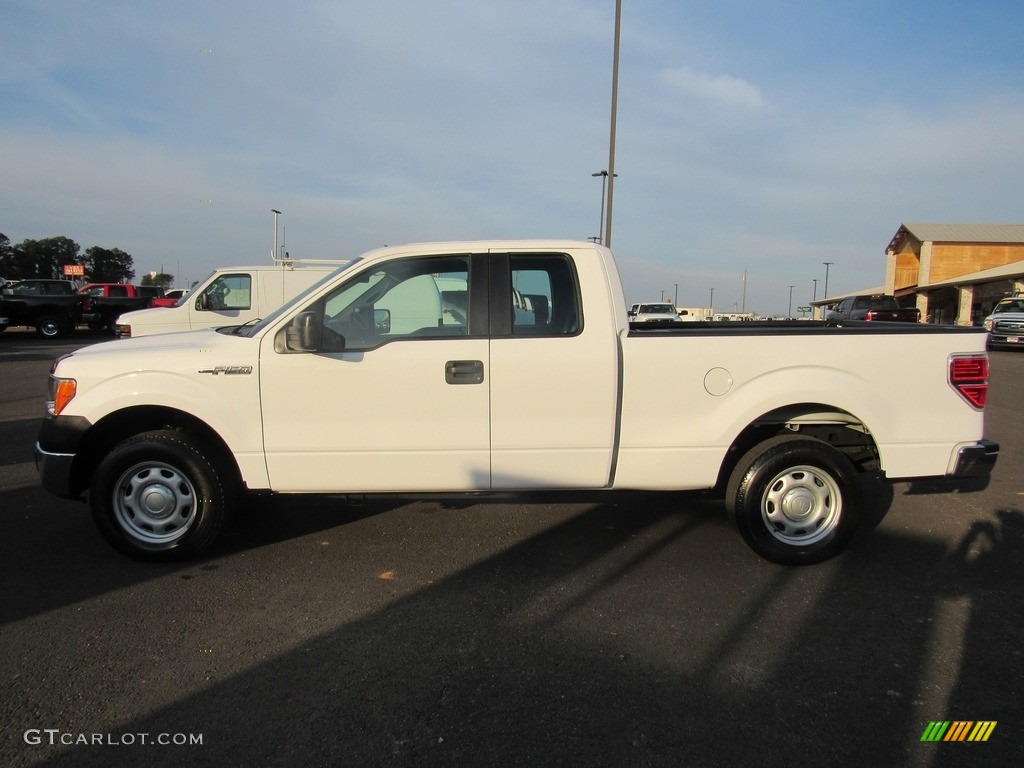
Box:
left=36, top=240, right=997, bottom=565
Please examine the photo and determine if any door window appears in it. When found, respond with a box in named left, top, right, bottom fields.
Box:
left=509, top=254, right=581, bottom=336
left=200, top=274, right=252, bottom=310
left=320, top=256, right=471, bottom=352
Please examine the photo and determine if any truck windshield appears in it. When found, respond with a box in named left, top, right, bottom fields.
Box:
left=230, top=259, right=359, bottom=337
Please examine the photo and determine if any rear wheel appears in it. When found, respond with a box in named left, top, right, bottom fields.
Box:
left=726, top=435, right=861, bottom=565
left=91, top=430, right=233, bottom=561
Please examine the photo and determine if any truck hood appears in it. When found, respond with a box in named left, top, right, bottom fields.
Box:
left=64, top=328, right=254, bottom=366
left=988, top=311, right=1024, bottom=321
left=117, top=305, right=171, bottom=323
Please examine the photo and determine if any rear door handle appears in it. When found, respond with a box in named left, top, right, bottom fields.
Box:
left=446, top=359, right=484, bottom=385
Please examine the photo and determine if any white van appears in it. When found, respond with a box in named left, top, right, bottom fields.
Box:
left=115, top=264, right=341, bottom=338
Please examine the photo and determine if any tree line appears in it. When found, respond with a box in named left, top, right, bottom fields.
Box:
left=0, top=233, right=137, bottom=284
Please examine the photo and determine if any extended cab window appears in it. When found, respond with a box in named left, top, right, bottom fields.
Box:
left=509, top=254, right=581, bottom=336
left=320, top=255, right=470, bottom=352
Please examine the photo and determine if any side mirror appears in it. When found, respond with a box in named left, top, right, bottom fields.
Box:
left=374, top=308, right=391, bottom=334
left=196, top=292, right=209, bottom=311
left=286, top=311, right=322, bottom=352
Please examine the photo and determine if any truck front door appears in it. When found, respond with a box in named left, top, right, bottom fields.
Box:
left=259, top=254, right=491, bottom=492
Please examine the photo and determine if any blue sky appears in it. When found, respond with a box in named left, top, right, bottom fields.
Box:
left=3, top=0, right=1024, bottom=314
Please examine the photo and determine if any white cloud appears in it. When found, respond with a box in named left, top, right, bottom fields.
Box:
left=660, top=67, right=766, bottom=109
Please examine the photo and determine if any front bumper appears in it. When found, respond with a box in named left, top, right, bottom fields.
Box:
left=35, top=442, right=78, bottom=499
left=35, top=415, right=92, bottom=500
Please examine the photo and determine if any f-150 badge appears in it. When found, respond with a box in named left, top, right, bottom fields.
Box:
left=198, top=366, right=253, bottom=375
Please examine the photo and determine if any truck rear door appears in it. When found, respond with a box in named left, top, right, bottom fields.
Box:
left=487, top=250, right=619, bottom=489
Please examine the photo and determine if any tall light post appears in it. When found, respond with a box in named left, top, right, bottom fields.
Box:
left=823, top=261, right=834, bottom=301
left=788, top=285, right=795, bottom=319
left=812, top=278, right=818, bottom=302
left=709, top=288, right=715, bottom=319
left=603, top=0, right=622, bottom=248
left=674, top=283, right=678, bottom=306
left=271, top=209, right=282, bottom=263
left=591, top=171, right=617, bottom=244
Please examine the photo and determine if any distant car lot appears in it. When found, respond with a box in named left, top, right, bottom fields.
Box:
left=1, top=330, right=1022, bottom=766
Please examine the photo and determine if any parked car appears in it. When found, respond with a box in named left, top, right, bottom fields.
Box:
left=628, top=302, right=684, bottom=325
left=115, top=264, right=344, bottom=338
left=826, top=294, right=921, bottom=323
left=0, top=279, right=84, bottom=338
left=981, top=297, right=1024, bottom=331
left=77, top=283, right=167, bottom=332
left=162, top=288, right=191, bottom=302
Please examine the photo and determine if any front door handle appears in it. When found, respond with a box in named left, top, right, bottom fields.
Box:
left=446, top=359, right=484, bottom=385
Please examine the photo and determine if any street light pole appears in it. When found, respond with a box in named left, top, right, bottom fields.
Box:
left=674, top=283, right=678, bottom=306
left=788, top=285, right=795, bottom=319
left=604, top=0, right=622, bottom=248
left=271, top=209, right=282, bottom=263
left=709, top=288, right=715, bottom=319
left=823, top=262, right=834, bottom=301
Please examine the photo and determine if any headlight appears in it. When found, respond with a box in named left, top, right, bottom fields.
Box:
left=983, top=319, right=993, bottom=331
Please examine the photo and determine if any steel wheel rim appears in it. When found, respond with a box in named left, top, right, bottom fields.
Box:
left=760, top=464, right=842, bottom=545
left=40, top=320, right=60, bottom=337
left=112, top=460, right=198, bottom=546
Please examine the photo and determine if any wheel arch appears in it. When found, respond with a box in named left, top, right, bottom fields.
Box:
left=715, top=402, right=881, bottom=492
left=70, top=406, right=242, bottom=497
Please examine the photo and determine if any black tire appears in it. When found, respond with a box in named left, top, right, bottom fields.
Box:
left=36, top=315, right=65, bottom=339
left=726, top=435, right=861, bottom=565
left=91, top=430, right=233, bottom=561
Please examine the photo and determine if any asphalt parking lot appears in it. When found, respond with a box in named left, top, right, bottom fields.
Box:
left=1, top=329, right=1022, bottom=767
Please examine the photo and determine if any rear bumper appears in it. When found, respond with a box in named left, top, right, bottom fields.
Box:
left=951, top=439, right=999, bottom=478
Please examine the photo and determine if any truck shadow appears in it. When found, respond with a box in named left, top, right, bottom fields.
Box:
left=16, top=492, right=1022, bottom=767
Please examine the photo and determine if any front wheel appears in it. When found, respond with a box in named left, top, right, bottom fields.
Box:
left=36, top=315, right=66, bottom=338
left=726, top=436, right=861, bottom=565
left=91, top=430, right=233, bottom=561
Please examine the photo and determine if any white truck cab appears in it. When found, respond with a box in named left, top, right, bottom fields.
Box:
left=115, top=263, right=341, bottom=338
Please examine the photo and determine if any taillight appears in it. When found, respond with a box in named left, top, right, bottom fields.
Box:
left=949, top=354, right=988, bottom=409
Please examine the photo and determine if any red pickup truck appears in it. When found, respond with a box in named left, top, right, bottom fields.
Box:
left=826, top=294, right=921, bottom=323
left=78, top=283, right=168, bottom=331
